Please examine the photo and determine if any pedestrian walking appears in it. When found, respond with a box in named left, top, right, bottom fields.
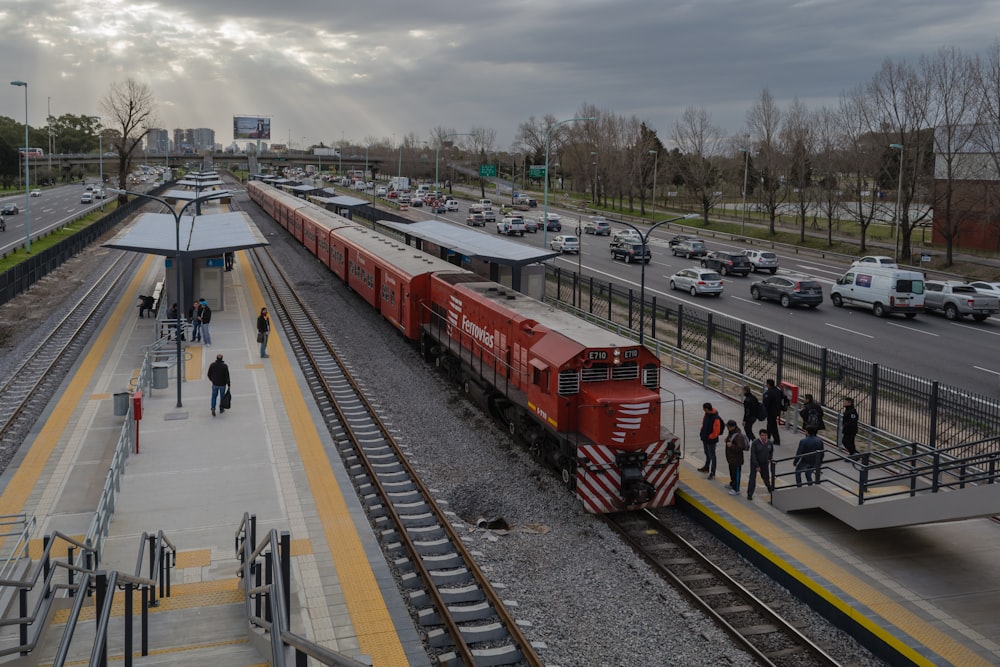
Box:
left=747, top=429, right=774, bottom=500
left=167, top=303, right=180, bottom=340
left=794, top=427, right=825, bottom=486
left=801, top=393, right=825, bottom=432
left=256, top=306, right=271, bottom=358
left=189, top=301, right=202, bottom=342
left=137, top=295, right=154, bottom=319
left=207, top=353, right=230, bottom=417
left=698, top=402, right=724, bottom=480
left=225, top=251, right=235, bottom=271
left=841, top=397, right=859, bottom=458
left=741, top=385, right=761, bottom=441
left=762, top=379, right=786, bottom=446
left=198, top=298, right=212, bottom=346
left=724, top=420, right=748, bottom=495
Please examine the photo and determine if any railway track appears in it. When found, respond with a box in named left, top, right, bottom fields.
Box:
left=605, top=509, right=841, bottom=667
left=249, top=245, right=545, bottom=667
left=0, top=251, right=141, bottom=474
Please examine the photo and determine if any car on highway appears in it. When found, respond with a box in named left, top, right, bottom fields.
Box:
left=524, top=217, right=539, bottom=233
left=669, top=233, right=701, bottom=248
left=701, top=251, right=752, bottom=276
left=611, top=229, right=642, bottom=245
left=80, top=193, right=93, bottom=204
left=969, top=281, right=1000, bottom=295
left=669, top=268, right=724, bottom=297
left=740, top=249, right=779, bottom=273
left=30, top=189, right=41, bottom=197
left=1, top=203, right=18, bottom=215
left=466, top=213, right=486, bottom=227
left=583, top=217, right=612, bottom=235
left=482, top=208, right=496, bottom=223
left=539, top=213, right=562, bottom=232
left=671, top=238, right=707, bottom=258
left=431, top=202, right=448, bottom=214
left=446, top=199, right=460, bottom=211
left=549, top=235, right=580, bottom=254
left=410, top=198, right=423, bottom=208
left=851, top=255, right=897, bottom=268
left=750, top=275, right=823, bottom=308
left=610, top=239, right=651, bottom=264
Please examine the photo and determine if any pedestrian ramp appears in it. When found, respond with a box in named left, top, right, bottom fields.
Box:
left=771, top=439, right=1000, bottom=530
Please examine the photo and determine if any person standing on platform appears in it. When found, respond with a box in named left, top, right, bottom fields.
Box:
left=841, top=397, right=859, bottom=458
left=794, top=427, right=825, bottom=486
left=801, top=393, right=825, bottom=432
left=724, top=420, right=748, bottom=495
left=698, top=402, right=723, bottom=480
left=190, top=301, right=203, bottom=343
left=762, top=379, right=785, bottom=446
left=747, top=429, right=774, bottom=500
left=225, top=252, right=235, bottom=271
left=207, top=353, right=230, bottom=417
left=198, top=298, right=212, bottom=346
left=742, top=385, right=760, bottom=441
left=257, top=307, right=271, bottom=358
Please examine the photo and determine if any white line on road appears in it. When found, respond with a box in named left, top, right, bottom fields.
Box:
left=973, top=365, right=1000, bottom=377
left=795, top=263, right=843, bottom=276
left=886, top=321, right=938, bottom=336
left=952, top=321, right=1000, bottom=337
left=729, top=296, right=760, bottom=306
left=824, top=323, right=874, bottom=338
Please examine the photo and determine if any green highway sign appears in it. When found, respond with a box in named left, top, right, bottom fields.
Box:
left=528, top=165, right=546, bottom=178
left=479, top=164, right=497, bottom=177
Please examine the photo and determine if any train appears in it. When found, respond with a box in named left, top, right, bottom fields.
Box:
left=247, top=181, right=681, bottom=513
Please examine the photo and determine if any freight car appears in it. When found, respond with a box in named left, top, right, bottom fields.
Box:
left=248, top=182, right=681, bottom=512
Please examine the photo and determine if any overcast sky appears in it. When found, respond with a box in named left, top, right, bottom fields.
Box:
left=3, top=0, right=1000, bottom=150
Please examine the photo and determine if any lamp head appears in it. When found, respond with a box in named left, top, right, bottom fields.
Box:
left=648, top=149, right=657, bottom=155
left=10, top=80, right=27, bottom=87
left=889, top=143, right=903, bottom=150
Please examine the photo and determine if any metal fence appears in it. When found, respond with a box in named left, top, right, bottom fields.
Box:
left=549, top=267, right=1000, bottom=448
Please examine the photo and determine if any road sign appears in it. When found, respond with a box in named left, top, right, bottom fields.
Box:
left=529, top=165, right=546, bottom=178
left=480, top=164, right=497, bottom=177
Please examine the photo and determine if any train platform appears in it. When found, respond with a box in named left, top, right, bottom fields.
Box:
left=662, top=376, right=1000, bottom=667
left=0, top=253, right=428, bottom=666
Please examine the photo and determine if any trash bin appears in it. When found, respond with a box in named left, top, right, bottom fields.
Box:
left=152, top=362, right=170, bottom=390
left=113, top=391, right=130, bottom=417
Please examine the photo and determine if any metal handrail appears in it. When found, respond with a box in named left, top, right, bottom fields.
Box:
left=235, top=513, right=367, bottom=667
left=0, top=515, right=33, bottom=583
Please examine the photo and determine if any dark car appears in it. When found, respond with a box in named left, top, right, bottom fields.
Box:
left=701, top=251, right=752, bottom=276
left=671, top=238, right=707, bottom=258
left=610, top=239, right=651, bottom=264
left=1, top=203, right=19, bottom=215
left=750, top=275, right=823, bottom=308
left=410, top=198, right=423, bottom=208
left=669, top=233, right=700, bottom=248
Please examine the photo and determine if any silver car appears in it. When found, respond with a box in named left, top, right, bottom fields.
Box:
left=669, top=268, right=724, bottom=297
left=550, top=235, right=580, bottom=254
left=740, top=249, right=779, bottom=273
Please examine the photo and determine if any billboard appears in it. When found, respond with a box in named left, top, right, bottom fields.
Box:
left=233, top=116, right=270, bottom=140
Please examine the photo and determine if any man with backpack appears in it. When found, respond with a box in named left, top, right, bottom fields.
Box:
left=747, top=429, right=774, bottom=500
left=724, top=420, right=748, bottom=495
left=742, top=385, right=762, bottom=441
left=698, top=402, right=724, bottom=480
left=762, top=379, right=787, bottom=445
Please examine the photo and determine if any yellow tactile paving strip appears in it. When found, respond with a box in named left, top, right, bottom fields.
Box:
left=679, top=465, right=992, bottom=667
left=186, top=344, right=202, bottom=381
left=0, top=256, right=156, bottom=554
left=52, top=578, right=242, bottom=623
left=175, top=548, right=211, bottom=568
left=244, top=270, right=408, bottom=666
left=37, top=638, right=260, bottom=667
left=289, top=537, right=312, bottom=556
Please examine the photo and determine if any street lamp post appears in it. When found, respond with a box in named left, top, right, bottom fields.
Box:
left=648, top=149, right=658, bottom=220
left=890, top=143, right=904, bottom=263
left=614, top=214, right=698, bottom=345
left=110, top=189, right=230, bottom=408
left=739, top=147, right=751, bottom=236
left=435, top=132, right=471, bottom=219
left=10, top=80, right=30, bottom=252
left=544, top=117, right=595, bottom=247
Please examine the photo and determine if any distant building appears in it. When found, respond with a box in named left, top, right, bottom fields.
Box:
left=147, top=128, right=169, bottom=154
left=932, top=125, right=1000, bottom=252
left=171, top=127, right=216, bottom=153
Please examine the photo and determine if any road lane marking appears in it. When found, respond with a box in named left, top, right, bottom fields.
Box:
left=825, top=323, right=874, bottom=338
left=886, top=321, right=938, bottom=336
left=952, top=321, right=1000, bottom=337
left=795, top=263, right=843, bottom=276
left=974, top=365, right=1000, bottom=376
left=730, top=295, right=760, bottom=306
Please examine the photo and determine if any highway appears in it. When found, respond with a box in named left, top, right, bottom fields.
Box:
left=0, top=181, right=110, bottom=254
left=421, top=196, right=1000, bottom=398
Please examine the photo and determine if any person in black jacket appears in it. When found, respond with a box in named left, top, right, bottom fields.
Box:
left=762, top=379, right=785, bottom=445
left=841, top=397, right=859, bottom=458
left=207, top=353, right=230, bottom=416
left=198, top=298, right=212, bottom=346
left=800, top=393, right=825, bottom=432
left=794, top=427, right=825, bottom=486
left=256, top=307, right=271, bottom=358
left=741, top=385, right=760, bottom=441
left=747, top=429, right=774, bottom=500
left=698, top=403, right=723, bottom=479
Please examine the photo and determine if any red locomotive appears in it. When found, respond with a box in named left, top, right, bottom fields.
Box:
left=248, top=182, right=680, bottom=512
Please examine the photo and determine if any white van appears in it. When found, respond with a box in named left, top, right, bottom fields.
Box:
left=830, top=266, right=925, bottom=318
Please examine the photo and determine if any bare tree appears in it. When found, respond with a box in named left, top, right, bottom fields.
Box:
left=100, top=78, right=156, bottom=203
left=781, top=98, right=815, bottom=242
left=746, top=88, right=786, bottom=234
left=812, top=106, right=846, bottom=245
left=974, top=40, right=1000, bottom=248
left=469, top=126, right=496, bottom=198
left=514, top=114, right=557, bottom=168
left=835, top=85, right=887, bottom=252
left=672, top=107, right=725, bottom=223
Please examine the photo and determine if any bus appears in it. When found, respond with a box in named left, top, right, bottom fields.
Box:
left=18, top=147, right=44, bottom=159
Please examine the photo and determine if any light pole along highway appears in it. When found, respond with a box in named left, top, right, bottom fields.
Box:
left=111, top=188, right=230, bottom=408
left=543, top=117, right=595, bottom=248
left=434, top=132, right=471, bottom=219
left=613, top=213, right=698, bottom=345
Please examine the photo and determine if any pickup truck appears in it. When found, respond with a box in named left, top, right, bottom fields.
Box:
left=924, top=281, right=1000, bottom=321
left=497, top=216, right=526, bottom=236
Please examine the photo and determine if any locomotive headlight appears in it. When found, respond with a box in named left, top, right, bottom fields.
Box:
left=612, top=348, right=621, bottom=366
